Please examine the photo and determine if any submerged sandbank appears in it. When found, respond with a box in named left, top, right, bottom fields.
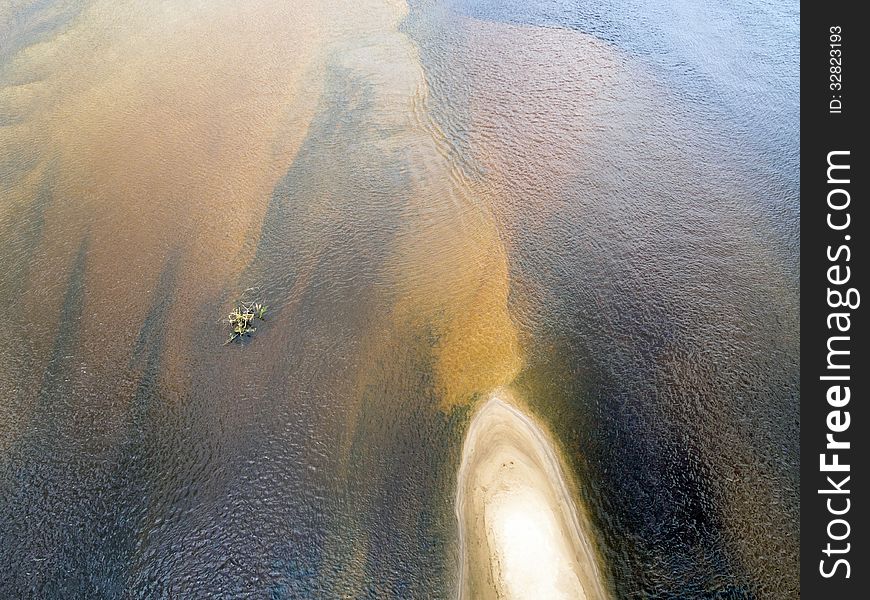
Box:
left=455, top=392, right=610, bottom=600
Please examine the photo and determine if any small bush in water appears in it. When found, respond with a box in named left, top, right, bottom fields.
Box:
left=224, top=298, right=267, bottom=344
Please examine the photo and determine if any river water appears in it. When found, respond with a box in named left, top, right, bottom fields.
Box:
left=1, top=0, right=798, bottom=597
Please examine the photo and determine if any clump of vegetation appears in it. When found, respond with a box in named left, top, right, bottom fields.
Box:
left=224, top=294, right=267, bottom=345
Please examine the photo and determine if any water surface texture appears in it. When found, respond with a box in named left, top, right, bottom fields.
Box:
left=1, top=0, right=799, bottom=598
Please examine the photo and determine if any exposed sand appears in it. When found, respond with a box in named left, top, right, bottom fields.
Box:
left=455, top=392, right=610, bottom=600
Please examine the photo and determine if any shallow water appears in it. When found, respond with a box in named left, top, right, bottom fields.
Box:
left=1, top=0, right=798, bottom=598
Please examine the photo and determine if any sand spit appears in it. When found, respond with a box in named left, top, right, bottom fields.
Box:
left=455, top=392, right=610, bottom=600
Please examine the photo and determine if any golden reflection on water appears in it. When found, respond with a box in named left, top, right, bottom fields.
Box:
left=392, top=192, right=522, bottom=411
left=2, top=0, right=520, bottom=414
left=2, top=0, right=334, bottom=392
left=359, top=17, right=523, bottom=412
left=2, top=3, right=525, bottom=589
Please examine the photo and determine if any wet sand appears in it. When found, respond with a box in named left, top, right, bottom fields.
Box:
left=455, top=391, right=610, bottom=600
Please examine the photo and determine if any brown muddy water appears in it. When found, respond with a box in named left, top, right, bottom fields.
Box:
left=1, top=0, right=798, bottom=598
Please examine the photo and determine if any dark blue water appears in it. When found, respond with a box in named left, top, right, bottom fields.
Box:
left=405, top=0, right=800, bottom=597
left=446, top=0, right=800, bottom=182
